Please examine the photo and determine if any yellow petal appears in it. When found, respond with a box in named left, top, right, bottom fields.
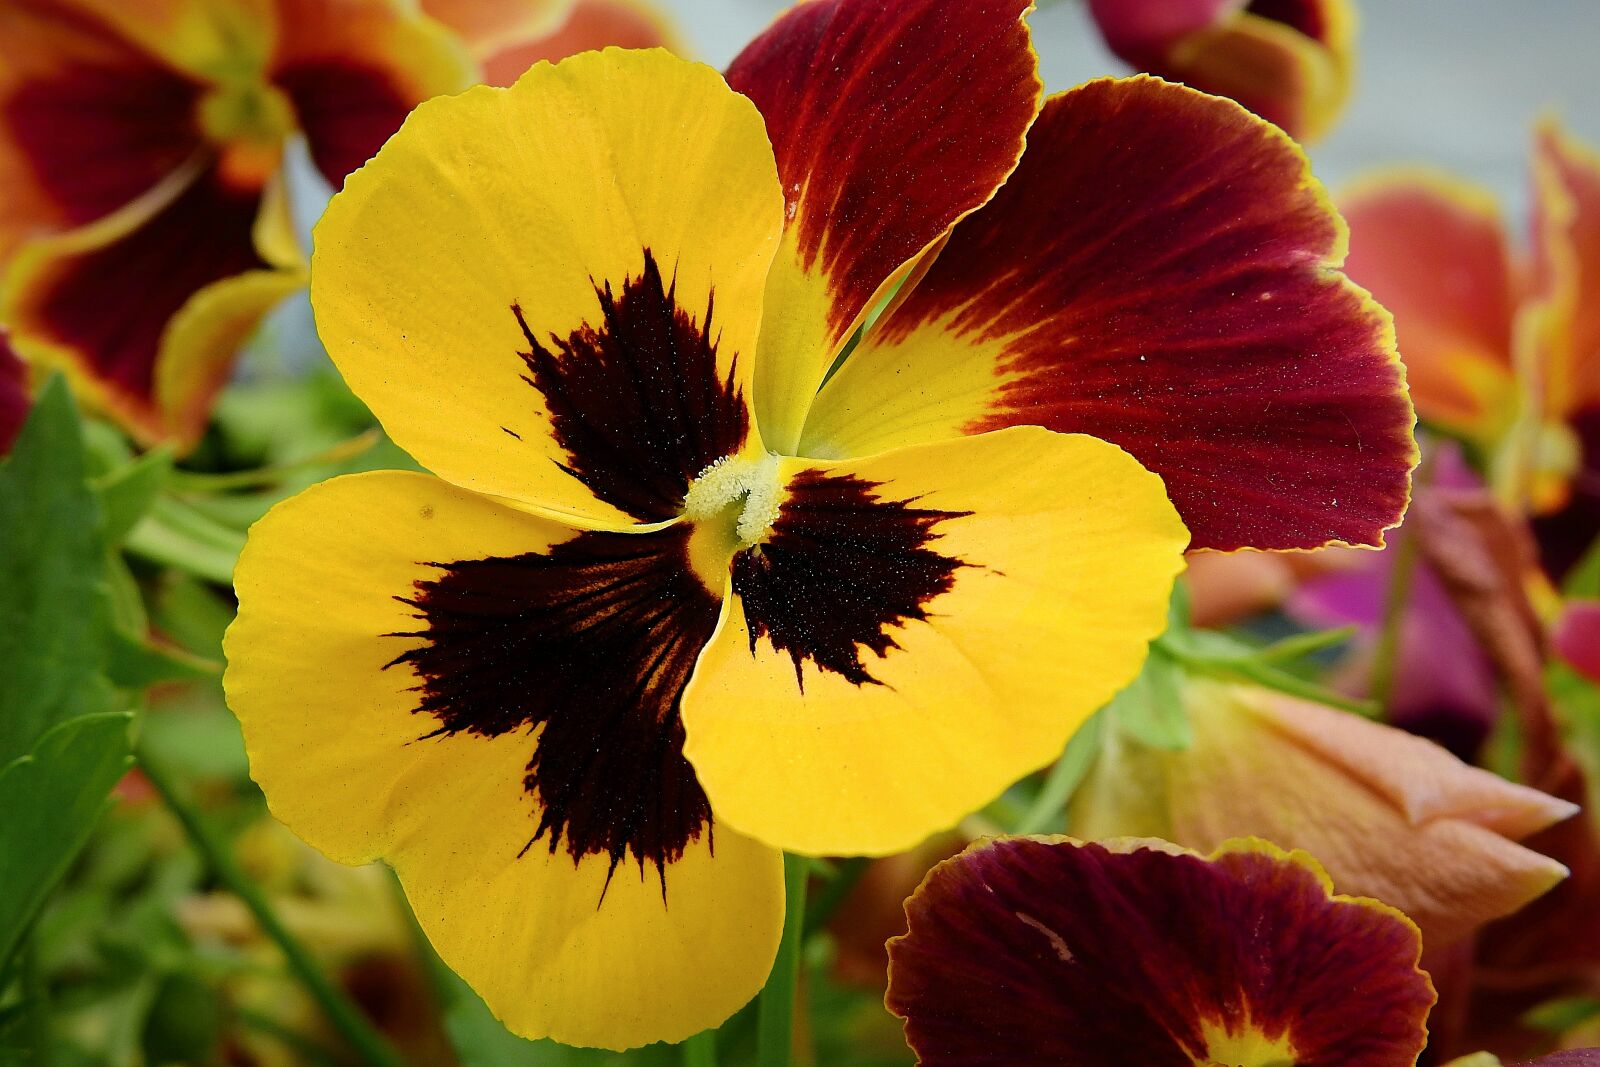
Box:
left=682, top=425, right=1188, bottom=856
left=310, top=48, right=784, bottom=526
left=224, top=471, right=784, bottom=1049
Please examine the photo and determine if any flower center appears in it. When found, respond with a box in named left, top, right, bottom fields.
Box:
left=1527, top=417, right=1583, bottom=514
left=196, top=79, right=295, bottom=190
left=683, top=452, right=782, bottom=592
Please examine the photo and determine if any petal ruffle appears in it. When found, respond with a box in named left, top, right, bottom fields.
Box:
left=1528, top=121, right=1600, bottom=421
left=0, top=164, right=297, bottom=447
left=267, top=0, right=473, bottom=188
left=1340, top=171, right=1518, bottom=438
left=311, top=49, right=783, bottom=527
left=224, top=471, right=784, bottom=1049
left=805, top=76, right=1416, bottom=552
left=682, top=425, right=1187, bottom=856
left=886, top=836, right=1434, bottom=1067
left=0, top=0, right=204, bottom=256
left=724, top=0, right=1041, bottom=453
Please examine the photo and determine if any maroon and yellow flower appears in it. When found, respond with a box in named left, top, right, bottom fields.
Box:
left=1072, top=678, right=1576, bottom=946
left=1341, top=123, right=1600, bottom=577
left=224, top=0, right=1413, bottom=1048
left=1086, top=0, right=1356, bottom=141
left=0, top=0, right=473, bottom=447
left=887, top=835, right=1435, bottom=1065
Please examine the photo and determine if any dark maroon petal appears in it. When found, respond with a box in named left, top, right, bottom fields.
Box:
left=0, top=1, right=202, bottom=240
left=886, top=837, right=1433, bottom=1066
left=814, top=77, right=1415, bottom=551
left=267, top=0, right=470, bottom=187
left=5, top=167, right=264, bottom=420
left=1533, top=407, right=1600, bottom=581
left=0, top=333, right=28, bottom=455
left=724, top=0, right=1040, bottom=448
left=274, top=60, right=415, bottom=187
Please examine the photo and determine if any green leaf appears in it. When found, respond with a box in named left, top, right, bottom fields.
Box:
left=105, top=628, right=220, bottom=689
left=1014, top=710, right=1105, bottom=835
left=0, top=712, right=134, bottom=970
left=1106, top=647, right=1190, bottom=750
left=93, top=446, right=173, bottom=546
left=0, top=377, right=115, bottom=765
left=124, top=495, right=246, bottom=585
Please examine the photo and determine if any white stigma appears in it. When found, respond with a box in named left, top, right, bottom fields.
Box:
left=683, top=452, right=783, bottom=545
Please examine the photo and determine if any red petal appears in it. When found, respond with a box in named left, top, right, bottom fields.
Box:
left=887, top=837, right=1434, bottom=1067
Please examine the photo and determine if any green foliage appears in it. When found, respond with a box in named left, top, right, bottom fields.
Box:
left=443, top=973, right=678, bottom=1066
left=0, top=381, right=144, bottom=980
left=0, top=713, right=133, bottom=972
left=0, top=378, right=118, bottom=764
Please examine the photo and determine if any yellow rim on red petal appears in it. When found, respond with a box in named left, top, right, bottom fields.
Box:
left=804, top=77, right=1415, bottom=553
left=681, top=425, right=1188, bottom=856
left=223, top=470, right=784, bottom=1049
left=0, top=162, right=299, bottom=447
left=724, top=0, right=1042, bottom=454
left=1527, top=120, right=1600, bottom=422
left=887, top=835, right=1434, bottom=1067
left=310, top=49, right=784, bottom=527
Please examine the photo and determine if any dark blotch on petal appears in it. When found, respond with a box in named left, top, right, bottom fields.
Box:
left=731, top=470, right=969, bottom=688
left=516, top=249, right=750, bottom=523
left=389, top=525, right=720, bottom=884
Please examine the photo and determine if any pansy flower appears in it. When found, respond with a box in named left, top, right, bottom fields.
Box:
left=225, top=0, right=1413, bottom=1048
left=1072, top=678, right=1576, bottom=946
left=0, top=0, right=473, bottom=447
left=1341, top=123, right=1600, bottom=577
left=1087, top=0, right=1356, bottom=141
left=886, top=835, right=1436, bottom=1065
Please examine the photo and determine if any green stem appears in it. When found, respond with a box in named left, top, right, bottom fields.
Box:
left=801, top=856, right=869, bottom=939
left=1369, top=445, right=1435, bottom=713
left=757, top=854, right=809, bottom=1067
left=682, top=1029, right=719, bottom=1067
left=234, top=1007, right=346, bottom=1067
left=137, top=746, right=408, bottom=1067
left=168, top=430, right=381, bottom=493
left=1015, top=712, right=1105, bottom=835
left=23, top=936, right=50, bottom=1067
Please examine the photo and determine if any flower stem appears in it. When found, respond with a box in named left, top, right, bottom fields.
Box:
left=682, top=1029, right=719, bottom=1067
left=1370, top=444, right=1435, bottom=712
left=757, top=854, right=809, bottom=1067
left=801, top=856, right=869, bottom=938
left=137, top=745, right=408, bottom=1067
